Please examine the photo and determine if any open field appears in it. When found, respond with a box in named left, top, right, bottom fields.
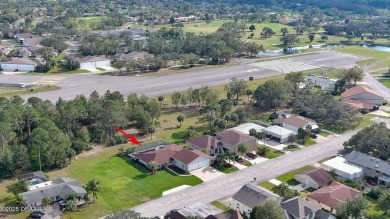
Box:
left=0, top=85, right=61, bottom=97
left=73, top=16, right=107, bottom=30
left=333, top=46, right=390, bottom=65
left=0, top=152, right=202, bottom=219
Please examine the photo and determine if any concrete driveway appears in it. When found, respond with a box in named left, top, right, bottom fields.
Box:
left=191, top=166, right=225, bottom=182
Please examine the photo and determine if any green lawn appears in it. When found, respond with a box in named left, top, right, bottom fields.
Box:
left=74, top=16, right=107, bottom=30
left=1, top=154, right=202, bottom=219
left=303, top=139, right=316, bottom=146
left=264, top=147, right=285, bottom=159
left=275, top=165, right=314, bottom=186
left=354, top=115, right=375, bottom=130
left=369, top=59, right=390, bottom=71
left=211, top=201, right=235, bottom=214
left=283, top=145, right=301, bottom=151
left=371, top=69, right=389, bottom=75
left=365, top=196, right=387, bottom=219
left=243, top=161, right=253, bottom=167
left=379, top=80, right=390, bottom=89
left=318, top=131, right=329, bottom=137
left=258, top=181, right=276, bottom=190
left=216, top=165, right=239, bottom=174
left=317, top=157, right=333, bottom=164
left=96, top=67, right=106, bottom=71
left=333, top=46, right=390, bottom=66
left=0, top=85, right=61, bottom=97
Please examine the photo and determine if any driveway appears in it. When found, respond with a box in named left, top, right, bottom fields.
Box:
left=42, top=202, right=61, bottom=219
left=191, top=166, right=225, bottom=182
left=244, top=156, right=269, bottom=165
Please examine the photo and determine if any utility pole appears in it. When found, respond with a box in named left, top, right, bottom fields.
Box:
left=39, top=144, right=42, bottom=171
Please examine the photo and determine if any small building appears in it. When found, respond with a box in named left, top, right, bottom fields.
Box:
left=341, top=85, right=383, bottom=106
left=345, top=151, right=390, bottom=188
left=186, top=135, right=223, bottom=156
left=232, top=183, right=282, bottom=217
left=321, top=156, right=363, bottom=180
left=111, top=51, right=149, bottom=61
left=20, top=177, right=86, bottom=207
left=0, top=46, right=12, bottom=55
left=171, top=149, right=210, bottom=172
left=281, top=197, right=335, bottom=219
left=273, top=116, right=318, bottom=133
left=307, top=182, right=362, bottom=213
left=216, top=130, right=257, bottom=153
left=77, top=56, right=111, bottom=69
left=305, top=75, right=336, bottom=91
left=1, top=58, right=37, bottom=71
left=294, top=167, right=333, bottom=189
left=263, top=125, right=296, bottom=143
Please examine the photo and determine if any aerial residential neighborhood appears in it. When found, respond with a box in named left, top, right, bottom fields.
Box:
left=1, top=0, right=390, bottom=219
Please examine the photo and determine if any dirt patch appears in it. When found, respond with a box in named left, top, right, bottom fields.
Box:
left=77, top=145, right=104, bottom=158
left=141, top=197, right=151, bottom=202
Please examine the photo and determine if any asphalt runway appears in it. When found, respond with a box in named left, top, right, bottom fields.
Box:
left=0, top=50, right=369, bottom=102
left=0, top=83, right=33, bottom=88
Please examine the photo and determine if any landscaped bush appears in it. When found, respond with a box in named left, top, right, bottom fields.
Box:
left=367, top=188, right=382, bottom=200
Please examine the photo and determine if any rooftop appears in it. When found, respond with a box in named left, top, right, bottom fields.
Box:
left=232, top=183, right=281, bottom=209
left=342, top=98, right=375, bottom=110
left=345, top=151, right=390, bottom=176
left=77, top=56, right=110, bottom=63
left=2, top=58, right=37, bottom=65
left=172, top=149, right=208, bottom=164
left=133, top=144, right=182, bottom=165
left=186, top=135, right=221, bottom=150
left=281, top=197, right=321, bottom=219
left=275, top=116, right=315, bottom=128
left=296, top=167, right=333, bottom=187
left=217, top=129, right=256, bottom=145
left=307, top=182, right=361, bottom=209
left=264, top=125, right=296, bottom=136
left=341, top=85, right=382, bottom=98
left=321, top=156, right=363, bottom=175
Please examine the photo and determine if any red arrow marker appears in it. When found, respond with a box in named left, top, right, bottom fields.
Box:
left=115, top=127, right=141, bottom=146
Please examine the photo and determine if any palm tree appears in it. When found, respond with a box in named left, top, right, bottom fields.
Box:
left=65, top=199, right=77, bottom=218
left=66, top=194, right=77, bottom=201
left=15, top=194, right=25, bottom=207
left=177, top=114, right=184, bottom=127
left=237, top=143, right=248, bottom=159
left=42, top=197, right=52, bottom=206
left=17, top=179, right=30, bottom=192
left=257, top=131, right=268, bottom=145
left=378, top=189, right=390, bottom=215
left=148, top=161, right=158, bottom=175
left=257, top=145, right=270, bottom=156
left=226, top=151, right=236, bottom=164
left=86, top=179, right=101, bottom=200
left=216, top=151, right=226, bottom=166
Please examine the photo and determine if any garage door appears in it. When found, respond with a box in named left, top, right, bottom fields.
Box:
left=18, top=64, right=35, bottom=71
left=188, top=159, right=209, bottom=172
left=1, top=64, right=17, bottom=70
left=95, top=60, right=110, bottom=67
left=80, top=62, right=95, bottom=69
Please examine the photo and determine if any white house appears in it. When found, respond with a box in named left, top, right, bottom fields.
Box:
left=274, top=116, right=318, bottom=133
left=77, top=56, right=111, bottom=69
left=341, top=85, right=383, bottom=106
left=263, top=125, right=296, bottom=143
left=305, top=75, right=336, bottom=91
left=1, top=58, right=37, bottom=71
left=321, top=156, right=364, bottom=180
left=171, top=149, right=210, bottom=172
left=232, top=183, right=282, bottom=217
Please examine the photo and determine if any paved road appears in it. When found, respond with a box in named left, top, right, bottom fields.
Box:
left=130, top=131, right=357, bottom=217
left=363, top=68, right=390, bottom=102
left=0, top=50, right=368, bottom=102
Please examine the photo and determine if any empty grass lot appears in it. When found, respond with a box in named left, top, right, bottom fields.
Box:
left=275, top=165, right=314, bottom=186
left=0, top=153, right=202, bottom=219
left=0, top=85, right=61, bottom=97
left=333, top=46, right=390, bottom=66
left=264, top=147, right=285, bottom=159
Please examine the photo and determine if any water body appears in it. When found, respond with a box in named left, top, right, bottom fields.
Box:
left=258, top=43, right=390, bottom=56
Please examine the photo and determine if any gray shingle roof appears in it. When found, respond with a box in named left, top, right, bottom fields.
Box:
left=20, top=177, right=86, bottom=206
left=345, top=151, right=390, bottom=176
left=232, top=183, right=282, bottom=209
left=281, top=197, right=321, bottom=219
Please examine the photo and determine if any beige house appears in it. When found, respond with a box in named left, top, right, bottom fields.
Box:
left=294, top=167, right=333, bottom=189
left=341, top=85, right=383, bottom=107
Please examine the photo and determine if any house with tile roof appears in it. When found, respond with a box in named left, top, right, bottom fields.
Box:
left=232, top=183, right=282, bottom=217
left=345, top=151, right=390, bottom=188
left=132, top=143, right=210, bottom=173
left=273, top=116, right=318, bottom=133
left=281, top=197, right=335, bottom=219
left=19, top=177, right=86, bottom=207
left=341, top=85, right=383, bottom=109
left=294, top=167, right=333, bottom=189
left=307, top=182, right=362, bottom=213
left=186, top=135, right=223, bottom=156
left=216, top=130, right=257, bottom=153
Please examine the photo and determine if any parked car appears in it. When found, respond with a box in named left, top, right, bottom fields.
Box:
left=28, top=211, right=45, bottom=219
left=246, top=152, right=257, bottom=159
left=310, top=133, right=317, bottom=139
left=366, top=179, right=377, bottom=186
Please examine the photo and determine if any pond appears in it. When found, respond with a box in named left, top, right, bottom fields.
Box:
left=258, top=43, right=390, bottom=56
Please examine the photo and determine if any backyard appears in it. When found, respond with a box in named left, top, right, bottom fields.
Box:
left=0, top=151, right=202, bottom=219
